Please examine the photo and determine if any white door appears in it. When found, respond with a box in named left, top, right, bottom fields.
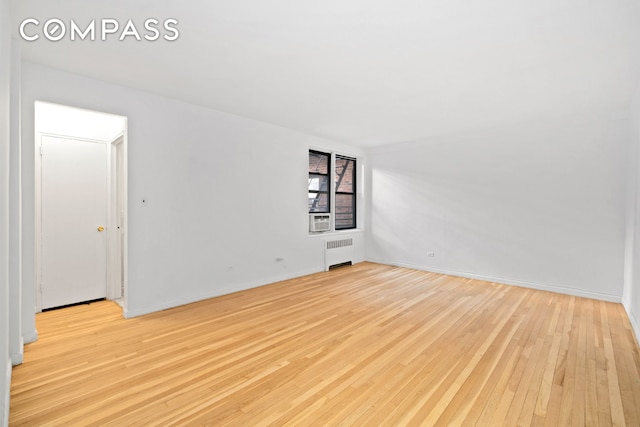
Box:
left=41, top=135, right=108, bottom=309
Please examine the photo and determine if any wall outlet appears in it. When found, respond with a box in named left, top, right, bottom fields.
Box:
left=427, top=251, right=435, bottom=257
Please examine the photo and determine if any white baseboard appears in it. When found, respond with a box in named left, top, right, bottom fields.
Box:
left=2, top=359, right=11, bottom=427
left=124, top=267, right=323, bottom=318
left=622, top=298, right=640, bottom=347
left=22, top=329, right=37, bottom=345
left=10, top=337, right=23, bottom=366
left=366, top=258, right=622, bottom=303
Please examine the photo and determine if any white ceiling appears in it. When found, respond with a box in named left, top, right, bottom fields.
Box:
left=11, top=0, right=640, bottom=147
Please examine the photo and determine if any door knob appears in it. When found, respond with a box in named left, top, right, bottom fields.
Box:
left=97, top=226, right=105, bottom=232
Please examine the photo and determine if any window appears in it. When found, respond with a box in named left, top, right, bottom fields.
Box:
left=308, top=150, right=330, bottom=213
left=335, top=155, right=356, bottom=230
left=308, top=150, right=358, bottom=231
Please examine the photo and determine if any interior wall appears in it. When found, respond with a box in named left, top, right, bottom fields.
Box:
left=0, top=0, right=12, bottom=423
left=366, top=110, right=629, bottom=301
left=624, top=83, right=640, bottom=343
left=35, top=102, right=125, bottom=142
left=9, top=39, right=22, bottom=365
left=21, top=61, right=364, bottom=319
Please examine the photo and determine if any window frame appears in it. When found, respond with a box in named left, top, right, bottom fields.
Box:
left=334, top=154, right=357, bottom=230
left=308, top=149, right=331, bottom=214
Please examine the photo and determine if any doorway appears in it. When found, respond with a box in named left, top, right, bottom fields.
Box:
left=35, top=101, right=128, bottom=311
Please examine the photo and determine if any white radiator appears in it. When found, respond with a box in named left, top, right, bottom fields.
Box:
left=324, top=238, right=354, bottom=271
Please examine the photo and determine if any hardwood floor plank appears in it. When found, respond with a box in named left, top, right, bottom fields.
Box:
left=9, top=262, right=640, bottom=426
left=501, top=292, right=552, bottom=425
left=600, top=300, right=627, bottom=427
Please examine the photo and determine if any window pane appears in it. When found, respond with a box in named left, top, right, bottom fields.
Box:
left=335, top=156, right=355, bottom=193
left=309, top=151, right=329, bottom=174
left=335, top=193, right=355, bottom=229
left=308, top=174, right=329, bottom=192
left=309, top=192, right=329, bottom=213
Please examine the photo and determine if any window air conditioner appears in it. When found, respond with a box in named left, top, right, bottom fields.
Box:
left=309, top=213, right=331, bottom=232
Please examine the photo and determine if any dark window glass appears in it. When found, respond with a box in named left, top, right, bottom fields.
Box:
left=335, top=155, right=356, bottom=229
left=309, top=150, right=330, bottom=213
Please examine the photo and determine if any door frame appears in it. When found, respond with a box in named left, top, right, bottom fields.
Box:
left=34, top=103, right=128, bottom=312
left=107, top=133, right=128, bottom=302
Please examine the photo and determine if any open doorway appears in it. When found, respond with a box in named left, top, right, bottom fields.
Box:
left=34, top=101, right=128, bottom=312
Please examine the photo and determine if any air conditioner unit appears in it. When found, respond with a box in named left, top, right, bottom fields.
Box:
left=309, top=213, right=331, bottom=232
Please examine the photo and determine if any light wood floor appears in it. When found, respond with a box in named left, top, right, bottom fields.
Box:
left=10, top=262, right=640, bottom=426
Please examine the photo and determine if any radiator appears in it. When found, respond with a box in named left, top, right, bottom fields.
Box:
left=324, top=238, right=354, bottom=271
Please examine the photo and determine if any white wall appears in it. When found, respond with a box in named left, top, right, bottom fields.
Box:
left=366, top=110, right=629, bottom=301
left=624, top=83, right=640, bottom=343
left=21, top=62, right=364, bottom=319
left=0, top=0, right=12, bottom=423
left=35, top=102, right=125, bottom=142
left=9, top=39, right=22, bottom=366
